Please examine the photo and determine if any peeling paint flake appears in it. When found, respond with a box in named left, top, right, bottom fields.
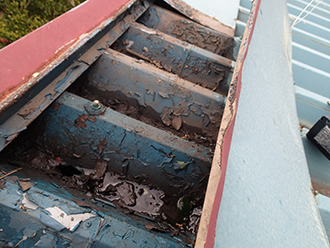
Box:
left=22, top=193, right=39, bottom=210
left=41, top=206, right=95, bottom=232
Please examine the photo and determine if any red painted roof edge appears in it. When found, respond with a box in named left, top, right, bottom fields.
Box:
left=0, top=0, right=133, bottom=105
left=204, top=0, right=262, bottom=247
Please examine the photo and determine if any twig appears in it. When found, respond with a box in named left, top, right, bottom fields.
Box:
left=0, top=168, right=22, bottom=180
left=126, top=48, right=150, bottom=62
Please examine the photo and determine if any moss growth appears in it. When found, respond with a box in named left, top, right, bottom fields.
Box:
left=0, top=0, right=85, bottom=49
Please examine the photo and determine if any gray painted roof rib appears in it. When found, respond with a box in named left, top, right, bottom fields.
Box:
left=288, top=3, right=330, bottom=25
left=288, top=0, right=330, bottom=19
left=287, top=0, right=330, bottom=126
left=292, top=42, right=330, bottom=72
left=238, top=0, right=330, bottom=127
left=292, top=29, right=330, bottom=55
left=292, top=59, right=330, bottom=98
left=289, top=14, right=330, bottom=40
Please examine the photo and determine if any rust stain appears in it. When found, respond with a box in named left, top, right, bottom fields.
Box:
left=88, top=116, right=97, bottom=122
left=74, top=114, right=89, bottom=128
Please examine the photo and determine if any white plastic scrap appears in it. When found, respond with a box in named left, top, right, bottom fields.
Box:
left=44, top=206, right=95, bottom=231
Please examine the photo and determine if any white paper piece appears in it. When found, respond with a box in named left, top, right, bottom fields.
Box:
left=44, top=206, right=95, bottom=231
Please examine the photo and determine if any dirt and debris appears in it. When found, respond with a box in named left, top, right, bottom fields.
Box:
left=187, top=206, right=202, bottom=235
left=96, top=172, right=164, bottom=216
left=170, top=19, right=232, bottom=56
left=144, top=223, right=168, bottom=232
left=138, top=5, right=233, bottom=57
left=96, top=137, right=107, bottom=154
left=2, top=124, right=204, bottom=242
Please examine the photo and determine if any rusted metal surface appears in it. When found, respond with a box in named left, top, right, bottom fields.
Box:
left=0, top=0, right=152, bottom=152
left=138, top=4, right=233, bottom=57
left=113, top=22, right=233, bottom=94
left=81, top=49, right=225, bottom=142
left=0, top=163, right=185, bottom=247
left=37, top=92, right=212, bottom=198
left=162, top=0, right=235, bottom=37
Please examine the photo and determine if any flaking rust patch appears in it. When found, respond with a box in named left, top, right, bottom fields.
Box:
left=74, top=114, right=88, bottom=128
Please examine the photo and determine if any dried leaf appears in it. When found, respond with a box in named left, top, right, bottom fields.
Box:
left=144, top=224, right=167, bottom=232
left=161, top=114, right=171, bottom=127
left=0, top=180, right=6, bottom=189
left=72, top=198, right=105, bottom=212
left=69, top=0, right=75, bottom=7
left=19, top=180, right=36, bottom=191
left=6, top=176, right=18, bottom=181
left=171, top=116, right=182, bottom=130
left=92, top=159, right=107, bottom=180
left=97, top=138, right=107, bottom=154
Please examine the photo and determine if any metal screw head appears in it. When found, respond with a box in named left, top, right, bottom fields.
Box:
left=85, top=99, right=105, bottom=115
left=91, top=100, right=101, bottom=110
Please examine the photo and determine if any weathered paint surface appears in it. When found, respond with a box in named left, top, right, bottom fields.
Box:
left=138, top=4, right=233, bottom=56
left=198, top=0, right=330, bottom=247
left=114, top=22, right=233, bottom=95
left=37, top=92, right=212, bottom=197
left=162, top=0, right=235, bottom=37
left=84, top=49, right=225, bottom=141
left=0, top=163, right=184, bottom=247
